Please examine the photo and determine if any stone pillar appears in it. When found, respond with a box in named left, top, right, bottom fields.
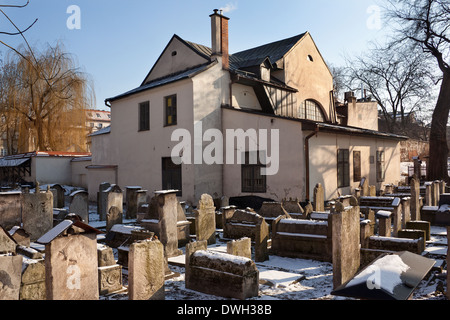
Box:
left=125, top=186, right=142, bottom=219
left=45, top=233, right=99, bottom=300
left=0, top=254, right=23, bottom=300
left=432, top=181, right=440, bottom=207
left=195, top=194, right=216, bottom=245
left=401, top=197, right=411, bottom=229
left=154, top=190, right=181, bottom=258
left=22, top=185, right=53, bottom=241
left=128, top=239, right=165, bottom=300
left=410, top=177, right=420, bottom=221
left=425, top=182, right=432, bottom=206
left=313, top=183, right=324, bottom=212
left=360, top=220, right=372, bottom=249
left=331, top=203, right=360, bottom=289
left=69, top=190, right=89, bottom=223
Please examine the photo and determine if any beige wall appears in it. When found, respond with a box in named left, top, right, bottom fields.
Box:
left=34, top=157, right=73, bottom=185
left=71, top=159, right=90, bottom=189
left=347, top=101, right=379, bottom=131
left=282, top=33, right=334, bottom=121
left=143, top=36, right=209, bottom=84
left=232, top=83, right=262, bottom=111
left=308, top=132, right=401, bottom=200
left=222, top=108, right=306, bottom=201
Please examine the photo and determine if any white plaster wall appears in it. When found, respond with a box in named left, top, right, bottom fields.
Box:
left=34, top=157, right=72, bottom=185
left=232, top=83, right=261, bottom=111
left=308, top=133, right=401, bottom=200
left=222, top=108, right=306, bottom=202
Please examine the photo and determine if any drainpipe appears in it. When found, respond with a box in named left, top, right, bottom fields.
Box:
left=305, top=125, right=319, bottom=201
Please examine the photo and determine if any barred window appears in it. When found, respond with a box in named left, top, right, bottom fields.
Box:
left=241, top=152, right=266, bottom=193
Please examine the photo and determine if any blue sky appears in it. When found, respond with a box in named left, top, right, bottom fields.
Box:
left=0, top=0, right=388, bottom=109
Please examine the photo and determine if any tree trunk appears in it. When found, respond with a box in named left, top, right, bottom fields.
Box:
left=427, top=71, right=450, bottom=182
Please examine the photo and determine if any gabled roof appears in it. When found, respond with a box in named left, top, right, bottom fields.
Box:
left=106, top=32, right=307, bottom=103
left=230, top=33, right=306, bottom=70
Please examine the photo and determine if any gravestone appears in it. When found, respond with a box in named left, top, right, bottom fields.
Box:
left=105, top=185, right=123, bottom=220
left=50, top=184, right=65, bottom=208
left=20, top=258, right=46, bottom=300
left=0, top=254, right=23, bottom=300
left=38, top=220, right=101, bottom=300
left=410, top=177, right=420, bottom=221
left=97, top=244, right=122, bottom=295
left=360, top=178, right=369, bottom=197
left=401, top=197, right=411, bottom=229
left=0, top=226, right=17, bottom=254
left=69, top=190, right=89, bottom=223
left=125, top=186, right=143, bottom=219
left=195, top=194, right=216, bottom=245
left=97, top=182, right=111, bottom=221
left=0, top=192, right=22, bottom=230
left=313, top=183, right=325, bottom=212
left=331, top=203, right=361, bottom=289
left=106, top=206, right=123, bottom=232
left=227, top=237, right=252, bottom=259
left=22, top=185, right=54, bottom=241
left=8, top=226, right=30, bottom=247
left=425, top=182, right=432, bottom=206
left=128, top=239, right=165, bottom=300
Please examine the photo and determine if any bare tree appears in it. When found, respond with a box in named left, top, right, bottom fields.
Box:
left=384, top=0, right=450, bottom=181
left=343, top=43, right=436, bottom=137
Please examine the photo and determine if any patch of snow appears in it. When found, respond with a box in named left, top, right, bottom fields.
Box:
left=347, top=254, right=410, bottom=294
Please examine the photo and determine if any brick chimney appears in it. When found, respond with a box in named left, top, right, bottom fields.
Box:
left=210, top=9, right=230, bottom=70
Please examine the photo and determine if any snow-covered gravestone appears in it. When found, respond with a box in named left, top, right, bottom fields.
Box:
left=69, top=190, right=89, bottom=223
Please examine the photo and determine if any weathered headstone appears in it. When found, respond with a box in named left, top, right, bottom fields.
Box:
left=0, top=226, right=17, bottom=254
left=410, top=177, right=421, bottom=221
left=105, top=185, right=123, bottom=220
left=106, top=206, right=123, bottom=232
left=8, top=226, right=30, bottom=247
left=20, top=258, right=46, bottom=300
left=39, top=221, right=100, bottom=300
left=125, top=186, right=143, bottom=219
left=97, top=182, right=111, bottom=221
left=0, top=192, right=22, bottom=230
left=360, top=177, right=369, bottom=197
left=22, top=185, right=53, bottom=241
left=313, top=183, right=325, bottom=212
left=0, top=254, right=23, bottom=300
left=195, top=194, right=216, bottom=245
left=128, top=239, right=165, bottom=300
left=401, top=197, right=411, bottom=229
left=97, top=244, right=122, bottom=295
left=50, top=184, right=65, bottom=208
left=425, top=182, right=432, bottom=206
left=369, top=185, right=377, bottom=197
left=69, top=190, right=89, bottom=223
left=331, top=203, right=361, bottom=289
left=227, top=237, right=252, bottom=259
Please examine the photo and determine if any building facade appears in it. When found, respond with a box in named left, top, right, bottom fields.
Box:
left=88, top=10, right=406, bottom=204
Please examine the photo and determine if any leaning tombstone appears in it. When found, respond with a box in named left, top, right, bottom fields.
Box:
left=69, top=190, right=89, bottom=223
left=128, top=239, right=165, bottom=300
left=195, top=194, right=216, bottom=245
left=227, top=237, right=252, bottom=259
left=22, top=184, right=53, bottom=241
left=0, top=225, right=17, bottom=254
left=97, top=244, right=122, bottom=295
left=37, top=219, right=103, bottom=300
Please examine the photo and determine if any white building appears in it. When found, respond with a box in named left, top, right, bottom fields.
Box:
left=88, top=10, right=406, bottom=205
